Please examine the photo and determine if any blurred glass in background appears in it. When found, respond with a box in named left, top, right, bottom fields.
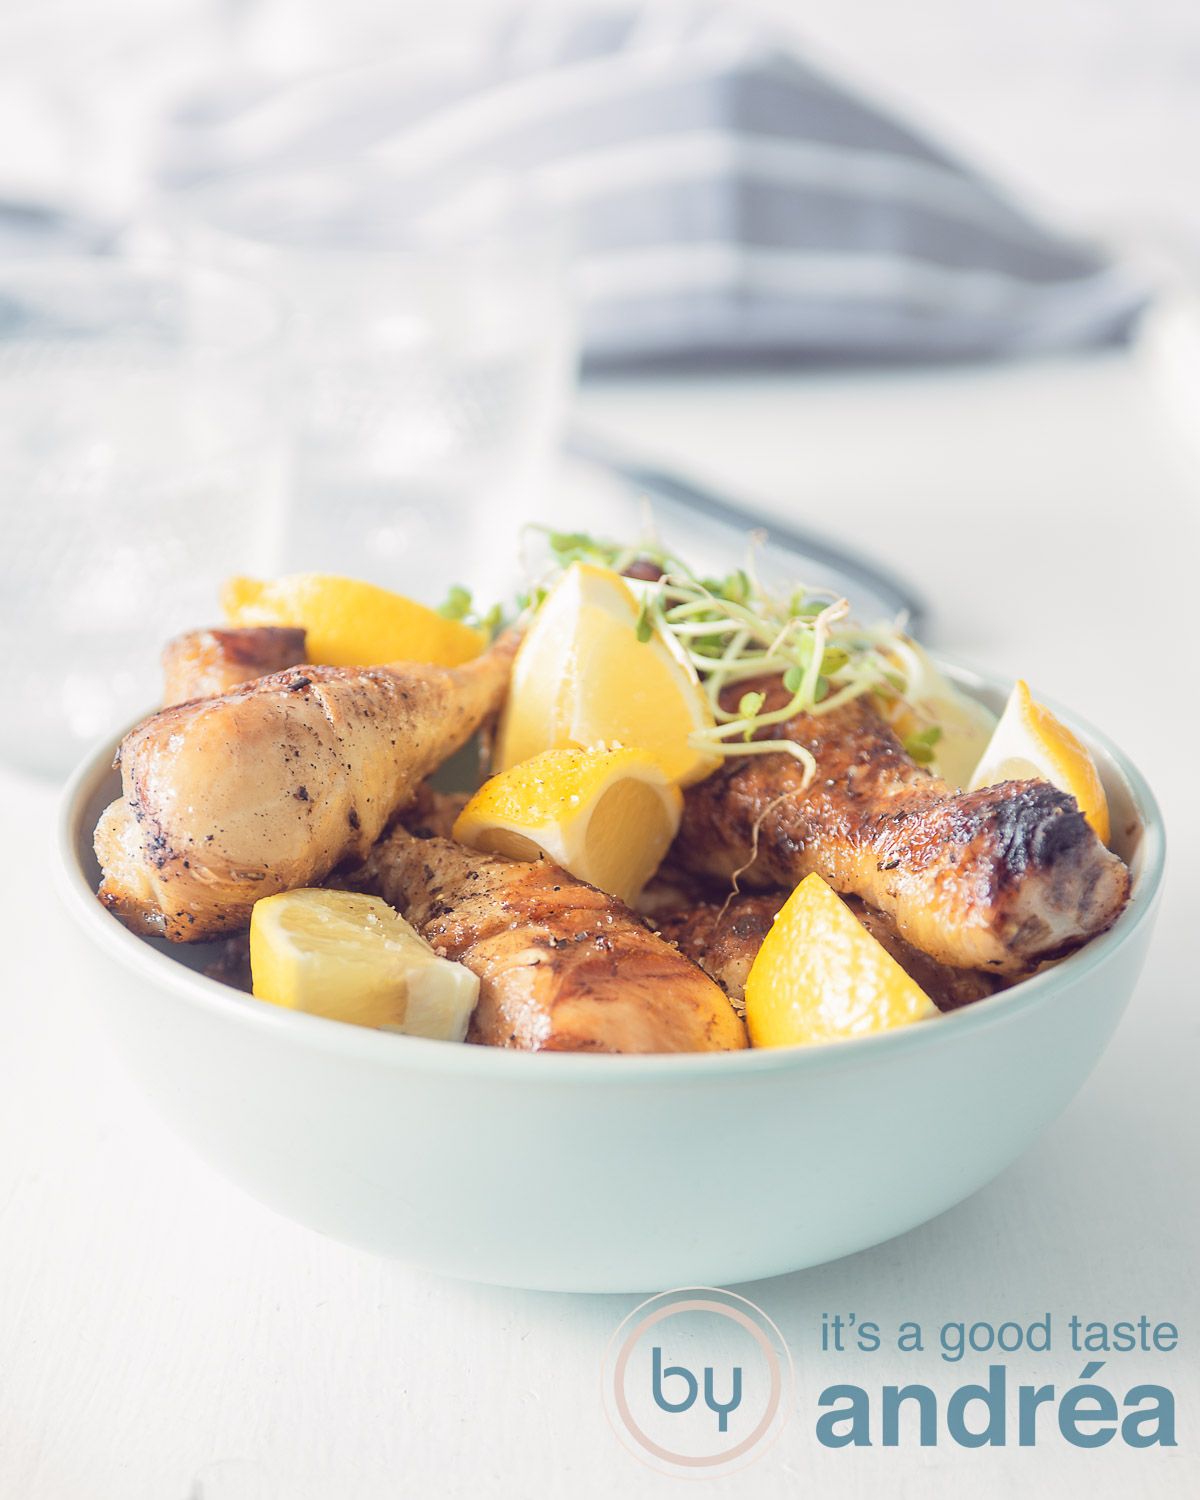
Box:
left=1, top=0, right=1197, bottom=782
left=0, top=260, right=282, bottom=775
left=163, top=169, right=575, bottom=595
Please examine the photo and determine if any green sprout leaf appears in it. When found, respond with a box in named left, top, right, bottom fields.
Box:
left=437, top=584, right=472, bottom=620
left=724, top=569, right=751, bottom=605
left=546, top=530, right=592, bottom=553
left=902, top=726, right=943, bottom=764
left=738, top=691, right=766, bottom=739
left=515, top=585, right=548, bottom=613
left=440, top=584, right=505, bottom=638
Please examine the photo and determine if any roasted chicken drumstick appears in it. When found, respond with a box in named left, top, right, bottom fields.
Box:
left=671, top=677, right=1129, bottom=976
left=95, top=635, right=517, bottom=942
left=655, top=894, right=783, bottom=1006
left=162, top=626, right=308, bottom=706
left=658, top=892, right=1004, bottom=1011
left=352, top=827, right=747, bottom=1053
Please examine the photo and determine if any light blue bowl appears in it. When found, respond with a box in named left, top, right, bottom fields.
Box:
left=57, top=667, right=1163, bottom=1292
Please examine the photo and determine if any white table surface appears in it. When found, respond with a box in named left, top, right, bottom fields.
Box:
left=2, top=332, right=1198, bottom=1500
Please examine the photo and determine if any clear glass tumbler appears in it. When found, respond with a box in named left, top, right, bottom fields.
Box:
left=168, top=169, right=576, bottom=600
left=0, top=259, right=283, bottom=777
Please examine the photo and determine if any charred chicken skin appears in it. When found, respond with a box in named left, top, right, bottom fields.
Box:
left=352, top=827, right=747, bottom=1053
left=656, top=895, right=783, bottom=1007
left=161, top=626, right=309, bottom=706
left=671, top=677, right=1129, bottom=976
left=94, top=635, right=517, bottom=942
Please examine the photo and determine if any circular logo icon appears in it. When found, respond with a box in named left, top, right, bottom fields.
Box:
left=601, top=1287, right=794, bottom=1479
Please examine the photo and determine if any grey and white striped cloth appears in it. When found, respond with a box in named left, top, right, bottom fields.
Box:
left=163, top=1, right=1151, bottom=368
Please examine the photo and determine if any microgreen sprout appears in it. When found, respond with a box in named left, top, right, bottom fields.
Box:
left=520, top=525, right=923, bottom=789
left=902, top=726, right=943, bottom=765
left=640, top=565, right=907, bottom=786
left=437, top=585, right=503, bottom=641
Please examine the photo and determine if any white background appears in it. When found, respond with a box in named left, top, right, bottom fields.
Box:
left=2, top=1, right=1200, bottom=1495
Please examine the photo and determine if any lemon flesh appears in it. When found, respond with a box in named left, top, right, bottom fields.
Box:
left=745, top=873, right=937, bottom=1048
left=968, top=679, right=1109, bottom=844
left=249, top=888, right=478, bottom=1040
left=453, top=745, right=683, bottom=906
left=223, top=573, right=486, bottom=668
left=495, top=562, right=719, bottom=786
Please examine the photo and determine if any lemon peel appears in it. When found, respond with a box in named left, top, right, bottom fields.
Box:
left=744, top=873, right=937, bottom=1048
left=453, top=745, right=682, bottom=906
left=968, top=680, right=1109, bottom=844
left=249, top=888, right=478, bottom=1038
left=223, top=573, right=486, bottom=668
left=495, top=562, right=720, bottom=786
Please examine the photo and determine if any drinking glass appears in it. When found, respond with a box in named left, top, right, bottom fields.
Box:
left=167, top=169, right=576, bottom=600
left=0, top=259, right=283, bottom=777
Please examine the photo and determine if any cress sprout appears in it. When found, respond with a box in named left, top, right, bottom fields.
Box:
left=436, top=584, right=503, bottom=641
left=524, top=527, right=922, bottom=788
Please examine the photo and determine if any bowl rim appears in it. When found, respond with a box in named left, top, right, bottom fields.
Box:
left=56, top=661, right=1166, bottom=1083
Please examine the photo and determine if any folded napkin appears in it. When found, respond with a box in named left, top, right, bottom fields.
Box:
left=160, top=0, right=1147, bottom=369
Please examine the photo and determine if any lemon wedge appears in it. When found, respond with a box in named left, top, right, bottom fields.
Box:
left=249, top=888, right=478, bottom=1039
left=494, top=562, right=720, bottom=786
left=744, top=873, right=938, bottom=1048
left=875, top=636, right=997, bottom=788
left=967, top=679, right=1109, bottom=844
left=223, top=573, right=486, bottom=668
left=452, top=745, right=683, bottom=907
